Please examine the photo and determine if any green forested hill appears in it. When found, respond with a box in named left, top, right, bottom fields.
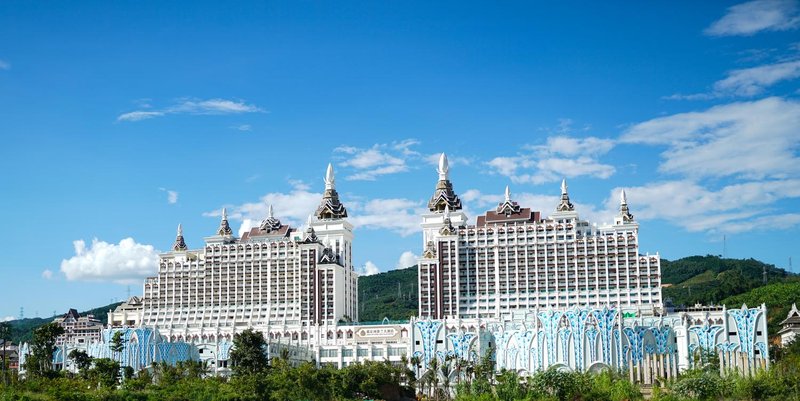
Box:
left=721, top=281, right=800, bottom=336
left=358, top=266, right=418, bottom=322
left=5, top=302, right=121, bottom=344
left=661, top=255, right=792, bottom=307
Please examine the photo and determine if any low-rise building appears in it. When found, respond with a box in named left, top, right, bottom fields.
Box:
left=54, top=309, right=103, bottom=346
left=778, top=303, right=800, bottom=346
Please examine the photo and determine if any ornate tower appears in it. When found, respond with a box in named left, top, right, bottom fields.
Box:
left=172, top=224, right=187, bottom=252
left=310, top=163, right=358, bottom=322
left=614, top=188, right=635, bottom=225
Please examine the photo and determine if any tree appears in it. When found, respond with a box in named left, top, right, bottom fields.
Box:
left=230, top=329, right=268, bottom=376
left=0, top=322, right=10, bottom=385
left=110, top=331, right=125, bottom=357
left=27, top=322, right=64, bottom=378
left=68, top=349, right=93, bottom=376
left=90, top=358, right=121, bottom=388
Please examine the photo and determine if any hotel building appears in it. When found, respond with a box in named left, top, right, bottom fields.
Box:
left=141, top=164, right=358, bottom=339
left=51, top=153, right=766, bottom=379
left=418, top=154, right=662, bottom=320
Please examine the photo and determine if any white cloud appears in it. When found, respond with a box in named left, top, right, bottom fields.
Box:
left=41, top=269, right=53, bottom=280
left=232, top=124, right=252, bottom=131
left=60, top=238, right=159, bottom=284
left=117, top=111, right=165, bottom=122
left=211, top=179, right=426, bottom=237
left=668, top=59, right=800, bottom=99
left=462, top=188, right=613, bottom=227
left=206, top=181, right=322, bottom=235
left=334, top=142, right=413, bottom=181
left=1, top=316, right=14, bottom=322
left=621, top=97, right=800, bottom=180
left=348, top=198, right=425, bottom=236
left=486, top=135, right=616, bottom=184
left=0, top=60, right=10, bottom=70
left=705, top=0, right=800, bottom=36
left=713, top=60, right=800, bottom=96
left=118, top=98, right=263, bottom=122
left=359, top=261, right=381, bottom=276
left=159, top=188, right=179, bottom=204
left=396, top=251, right=419, bottom=269
left=604, top=179, right=800, bottom=233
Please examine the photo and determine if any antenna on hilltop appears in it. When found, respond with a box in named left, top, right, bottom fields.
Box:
left=763, top=263, right=768, bottom=285
left=723, top=235, right=727, bottom=258
left=18, top=307, right=23, bottom=320
left=790, top=257, right=793, bottom=273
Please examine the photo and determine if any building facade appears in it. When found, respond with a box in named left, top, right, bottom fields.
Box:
left=54, top=309, right=104, bottom=346
left=141, top=164, right=358, bottom=337
left=418, top=154, right=662, bottom=320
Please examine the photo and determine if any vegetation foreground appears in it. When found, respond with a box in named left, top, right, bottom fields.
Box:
left=2, top=327, right=800, bottom=401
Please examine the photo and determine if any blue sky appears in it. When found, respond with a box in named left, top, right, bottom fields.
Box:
left=1, top=1, right=799, bottom=320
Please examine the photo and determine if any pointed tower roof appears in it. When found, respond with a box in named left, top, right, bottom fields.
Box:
left=303, top=214, right=318, bottom=243
left=216, top=207, right=233, bottom=236
left=496, top=185, right=521, bottom=216
left=440, top=204, right=456, bottom=235
left=260, top=204, right=282, bottom=232
left=618, top=188, right=634, bottom=223
left=780, top=303, right=800, bottom=325
left=316, top=163, right=348, bottom=220
left=556, top=178, right=575, bottom=212
left=428, top=153, right=463, bottom=212
left=172, top=223, right=187, bottom=251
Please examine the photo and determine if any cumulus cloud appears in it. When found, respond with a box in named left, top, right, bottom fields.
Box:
left=208, top=180, right=426, bottom=237
left=714, top=60, right=800, bottom=96
left=359, top=261, right=381, bottom=276
left=604, top=179, right=800, bottom=233
left=205, top=181, right=322, bottom=236
left=705, top=0, right=800, bottom=36
left=396, top=251, right=419, bottom=269
left=41, top=269, right=53, bottom=280
left=60, top=238, right=159, bottom=284
left=348, top=198, right=426, bottom=236
left=621, top=97, right=800, bottom=180
left=667, top=59, right=800, bottom=99
left=486, top=134, right=616, bottom=184
left=334, top=140, right=420, bottom=181
left=1, top=316, right=14, bottom=322
left=159, top=188, right=179, bottom=204
left=462, top=188, right=614, bottom=227
left=118, top=98, right=263, bottom=122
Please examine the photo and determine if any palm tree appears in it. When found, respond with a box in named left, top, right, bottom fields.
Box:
left=428, top=358, right=440, bottom=400
left=409, top=355, right=422, bottom=393
left=439, top=358, right=454, bottom=401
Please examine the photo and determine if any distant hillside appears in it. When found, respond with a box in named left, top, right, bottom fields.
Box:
left=358, top=266, right=418, bottom=322
left=661, top=255, right=792, bottom=307
left=721, top=280, right=800, bottom=337
left=5, top=302, right=121, bottom=344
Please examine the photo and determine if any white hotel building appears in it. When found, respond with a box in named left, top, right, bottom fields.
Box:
left=97, top=154, right=769, bottom=377
left=418, top=154, right=662, bottom=320
left=141, top=164, right=358, bottom=337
